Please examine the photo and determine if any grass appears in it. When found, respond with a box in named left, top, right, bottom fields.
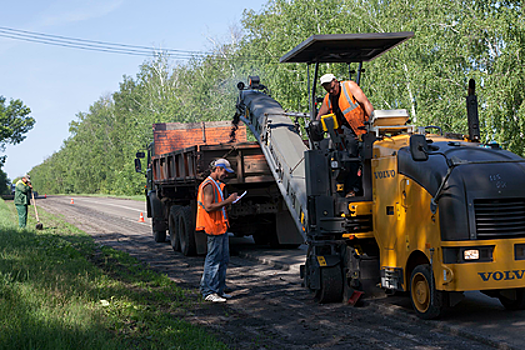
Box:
left=0, top=199, right=228, bottom=350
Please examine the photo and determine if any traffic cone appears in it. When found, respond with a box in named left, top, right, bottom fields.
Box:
left=70, top=198, right=74, bottom=204
left=138, top=212, right=145, bottom=222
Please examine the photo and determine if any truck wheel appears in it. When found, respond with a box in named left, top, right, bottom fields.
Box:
left=410, top=264, right=444, bottom=319
left=149, top=193, right=166, bottom=242
left=316, top=266, right=343, bottom=303
left=178, top=207, right=197, bottom=256
left=499, top=288, right=525, bottom=310
left=169, top=206, right=181, bottom=252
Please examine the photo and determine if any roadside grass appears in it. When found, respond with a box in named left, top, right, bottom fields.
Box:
left=0, top=200, right=228, bottom=350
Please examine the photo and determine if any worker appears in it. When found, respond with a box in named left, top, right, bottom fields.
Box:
left=197, top=158, right=239, bottom=303
left=316, top=74, right=374, bottom=197
left=14, top=174, right=32, bottom=228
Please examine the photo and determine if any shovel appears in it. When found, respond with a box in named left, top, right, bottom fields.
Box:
left=31, top=191, right=44, bottom=230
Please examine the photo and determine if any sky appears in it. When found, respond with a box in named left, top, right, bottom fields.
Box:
left=0, top=0, right=268, bottom=181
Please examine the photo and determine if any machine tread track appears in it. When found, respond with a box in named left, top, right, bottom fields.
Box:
left=316, top=265, right=343, bottom=303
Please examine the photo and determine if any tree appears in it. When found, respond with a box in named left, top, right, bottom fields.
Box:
left=0, top=95, right=35, bottom=167
left=0, top=96, right=35, bottom=151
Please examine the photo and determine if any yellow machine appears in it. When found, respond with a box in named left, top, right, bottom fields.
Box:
left=301, top=101, right=525, bottom=319
left=237, top=32, right=525, bottom=319
left=367, top=117, right=525, bottom=318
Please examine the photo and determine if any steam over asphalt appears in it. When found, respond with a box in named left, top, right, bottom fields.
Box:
left=36, top=196, right=525, bottom=350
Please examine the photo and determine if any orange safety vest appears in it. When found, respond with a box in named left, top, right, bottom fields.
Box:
left=196, top=176, right=229, bottom=235
left=323, top=81, right=368, bottom=135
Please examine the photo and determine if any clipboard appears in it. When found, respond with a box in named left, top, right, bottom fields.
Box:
left=233, top=191, right=247, bottom=204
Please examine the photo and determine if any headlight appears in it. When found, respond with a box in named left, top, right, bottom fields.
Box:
left=330, top=160, right=339, bottom=169
left=464, top=249, right=480, bottom=260
left=443, top=246, right=493, bottom=263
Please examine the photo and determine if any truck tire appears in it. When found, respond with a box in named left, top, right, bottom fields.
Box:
left=499, top=288, right=525, bottom=310
left=149, top=191, right=166, bottom=242
left=178, top=206, right=197, bottom=256
left=410, top=264, right=444, bottom=319
left=169, top=205, right=181, bottom=252
left=315, top=265, right=343, bottom=303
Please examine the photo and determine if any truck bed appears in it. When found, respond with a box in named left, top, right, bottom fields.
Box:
left=152, top=142, right=275, bottom=186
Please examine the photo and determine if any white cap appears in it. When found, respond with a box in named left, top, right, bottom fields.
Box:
left=320, top=73, right=336, bottom=86
left=214, top=158, right=234, bottom=173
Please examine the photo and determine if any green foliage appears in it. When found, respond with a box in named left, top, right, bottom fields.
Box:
left=240, top=0, right=525, bottom=148
left=0, top=96, right=34, bottom=150
left=29, top=0, right=525, bottom=194
left=0, top=168, right=9, bottom=195
left=0, top=95, right=35, bottom=166
left=0, top=199, right=228, bottom=349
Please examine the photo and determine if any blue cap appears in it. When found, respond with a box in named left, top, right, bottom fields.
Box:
left=215, top=158, right=234, bottom=173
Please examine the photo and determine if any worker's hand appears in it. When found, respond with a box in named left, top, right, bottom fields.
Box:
left=227, top=193, right=239, bottom=204
left=28, top=184, right=33, bottom=189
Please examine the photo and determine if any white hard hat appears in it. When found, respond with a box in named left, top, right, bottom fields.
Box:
left=320, top=73, right=336, bottom=86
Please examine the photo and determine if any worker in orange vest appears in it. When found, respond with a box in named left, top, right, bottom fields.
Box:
left=196, top=158, right=239, bottom=303
left=317, top=73, right=375, bottom=197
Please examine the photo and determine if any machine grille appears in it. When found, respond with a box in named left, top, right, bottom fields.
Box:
left=474, top=198, right=525, bottom=239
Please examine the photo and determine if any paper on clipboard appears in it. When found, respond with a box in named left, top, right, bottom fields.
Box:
left=233, top=191, right=247, bottom=204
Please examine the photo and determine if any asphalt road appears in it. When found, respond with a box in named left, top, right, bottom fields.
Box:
left=35, top=195, right=525, bottom=349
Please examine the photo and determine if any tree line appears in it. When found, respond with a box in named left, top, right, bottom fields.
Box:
left=28, top=0, right=525, bottom=196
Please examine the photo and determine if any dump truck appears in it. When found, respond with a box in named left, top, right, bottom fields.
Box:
left=134, top=120, right=304, bottom=256
left=230, top=32, right=525, bottom=319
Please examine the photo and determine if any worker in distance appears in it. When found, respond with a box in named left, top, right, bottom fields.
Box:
left=14, top=174, right=33, bottom=228
left=196, top=158, right=239, bottom=303
left=316, top=73, right=374, bottom=197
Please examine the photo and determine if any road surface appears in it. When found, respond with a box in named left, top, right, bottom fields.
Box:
left=35, top=195, right=525, bottom=350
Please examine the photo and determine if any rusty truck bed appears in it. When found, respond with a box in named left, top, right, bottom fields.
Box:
left=151, top=141, right=274, bottom=186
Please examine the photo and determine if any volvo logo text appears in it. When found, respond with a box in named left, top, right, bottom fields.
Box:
left=478, top=270, right=525, bottom=282
left=374, top=170, right=396, bottom=180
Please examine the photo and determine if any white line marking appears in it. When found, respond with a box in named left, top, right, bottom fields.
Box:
left=74, top=198, right=145, bottom=212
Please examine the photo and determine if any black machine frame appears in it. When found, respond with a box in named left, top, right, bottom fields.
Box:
left=280, top=32, right=414, bottom=303
left=280, top=32, right=414, bottom=120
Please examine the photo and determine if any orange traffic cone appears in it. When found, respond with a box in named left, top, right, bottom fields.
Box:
left=138, top=212, right=145, bottom=222
left=70, top=198, right=74, bottom=204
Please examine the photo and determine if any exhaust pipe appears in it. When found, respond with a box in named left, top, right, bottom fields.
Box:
left=466, top=79, right=481, bottom=142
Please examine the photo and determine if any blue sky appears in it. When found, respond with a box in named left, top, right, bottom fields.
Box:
left=0, top=0, right=267, bottom=181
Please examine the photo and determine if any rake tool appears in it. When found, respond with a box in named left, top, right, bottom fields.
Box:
left=31, top=191, right=43, bottom=230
